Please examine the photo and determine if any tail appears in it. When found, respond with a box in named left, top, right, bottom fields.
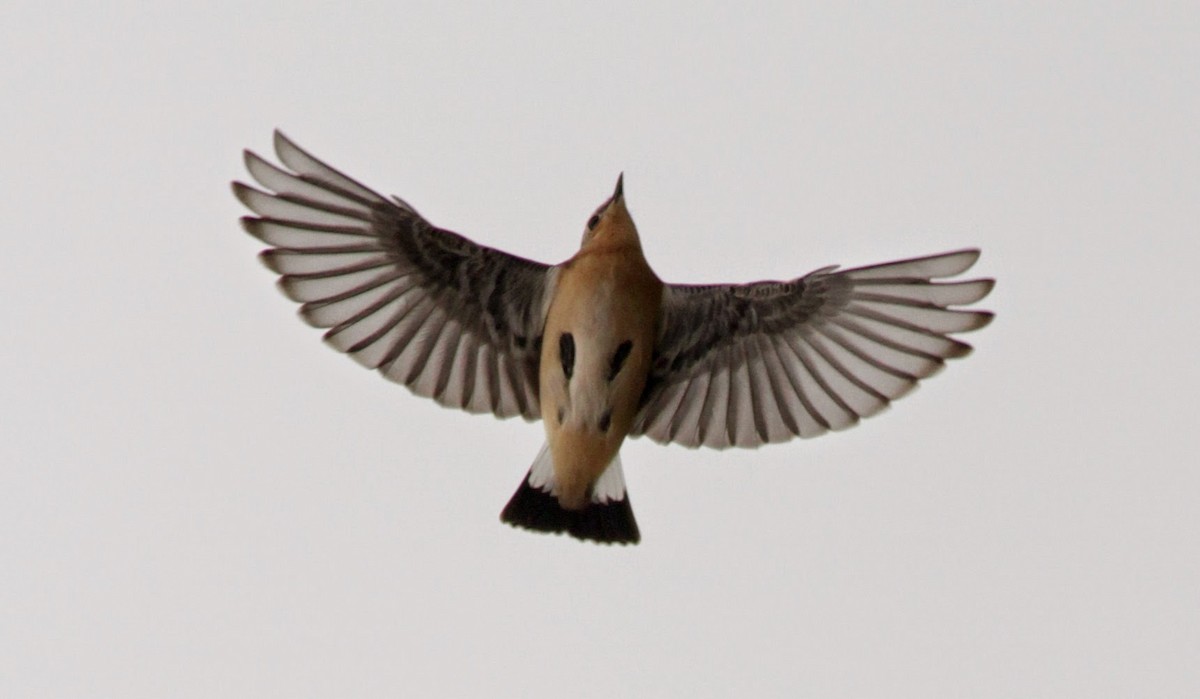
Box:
left=500, top=444, right=640, bottom=545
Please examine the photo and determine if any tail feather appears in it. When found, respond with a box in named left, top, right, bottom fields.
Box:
left=500, top=444, right=640, bottom=545
left=500, top=477, right=640, bottom=544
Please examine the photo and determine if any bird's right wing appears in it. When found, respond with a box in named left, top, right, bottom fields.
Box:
left=233, top=131, right=557, bottom=420
left=631, top=250, right=994, bottom=448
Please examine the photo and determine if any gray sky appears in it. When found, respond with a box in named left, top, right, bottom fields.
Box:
left=2, top=2, right=1197, bottom=697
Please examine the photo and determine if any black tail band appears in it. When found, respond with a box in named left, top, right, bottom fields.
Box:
left=500, top=475, right=640, bottom=545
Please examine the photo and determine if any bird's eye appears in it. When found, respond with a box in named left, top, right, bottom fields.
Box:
left=587, top=213, right=601, bottom=230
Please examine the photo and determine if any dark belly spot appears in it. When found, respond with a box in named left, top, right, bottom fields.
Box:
left=608, top=340, right=633, bottom=381
left=559, top=332, right=575, bottom=380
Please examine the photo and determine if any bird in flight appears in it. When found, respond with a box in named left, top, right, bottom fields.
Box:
left=233, top=131, right=994, bottom=546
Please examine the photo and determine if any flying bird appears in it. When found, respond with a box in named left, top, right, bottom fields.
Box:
left=233, top=131, right=994, bottom=545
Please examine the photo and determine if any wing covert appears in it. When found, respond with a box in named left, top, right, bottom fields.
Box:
left=233, top=131, right=556, bottom=420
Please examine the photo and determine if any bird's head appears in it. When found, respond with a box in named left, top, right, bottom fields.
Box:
left=580, top=173, right=640, bottom=249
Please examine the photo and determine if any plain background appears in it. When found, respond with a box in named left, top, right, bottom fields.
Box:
left=2, top=2, right=1197, bottom=696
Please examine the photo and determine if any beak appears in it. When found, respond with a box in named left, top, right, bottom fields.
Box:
left=612, top=172, right=624, bottom=202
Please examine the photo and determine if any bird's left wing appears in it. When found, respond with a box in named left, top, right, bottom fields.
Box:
left=233, top=131, right=556, bottom=420
left=630, top=250, right=994, bottom=448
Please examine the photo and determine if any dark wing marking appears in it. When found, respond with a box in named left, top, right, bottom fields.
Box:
left=631, top=250, right=994, bottom=448
left=233, top=131, right=557, bottom=420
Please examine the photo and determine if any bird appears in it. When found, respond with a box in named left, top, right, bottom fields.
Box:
left=232, top=130, right=995, bottom=546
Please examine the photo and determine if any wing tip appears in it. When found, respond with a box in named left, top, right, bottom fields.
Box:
left=242, top=148, right=264, bottom=172
left=231, top=181, right=267, bottom=212
left=949, top=277, right=996, bottom=307
left=274, top=276, right=307, bottom=303
left=259, top=249, right=286, bottom=275
left=238, top=215, right=264, bottom=240
left=934, top=248, right=982, bottom=278
left=965, top=310, right=995, bottom=332
left=273, top=129, right=296, bottom=159
left=945, top=338, right=975, bottom=359
left=230, top=179, right=251, bottom=199
left=944, top=247, right=980, bottom=267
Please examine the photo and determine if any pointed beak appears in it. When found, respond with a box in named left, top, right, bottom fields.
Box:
left=612, top=172, right=624, bottom=202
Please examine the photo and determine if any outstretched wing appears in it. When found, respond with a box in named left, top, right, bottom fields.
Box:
left=233, top=131, right=557, bottom=420
left=631, top=250, right=994, bottom=448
